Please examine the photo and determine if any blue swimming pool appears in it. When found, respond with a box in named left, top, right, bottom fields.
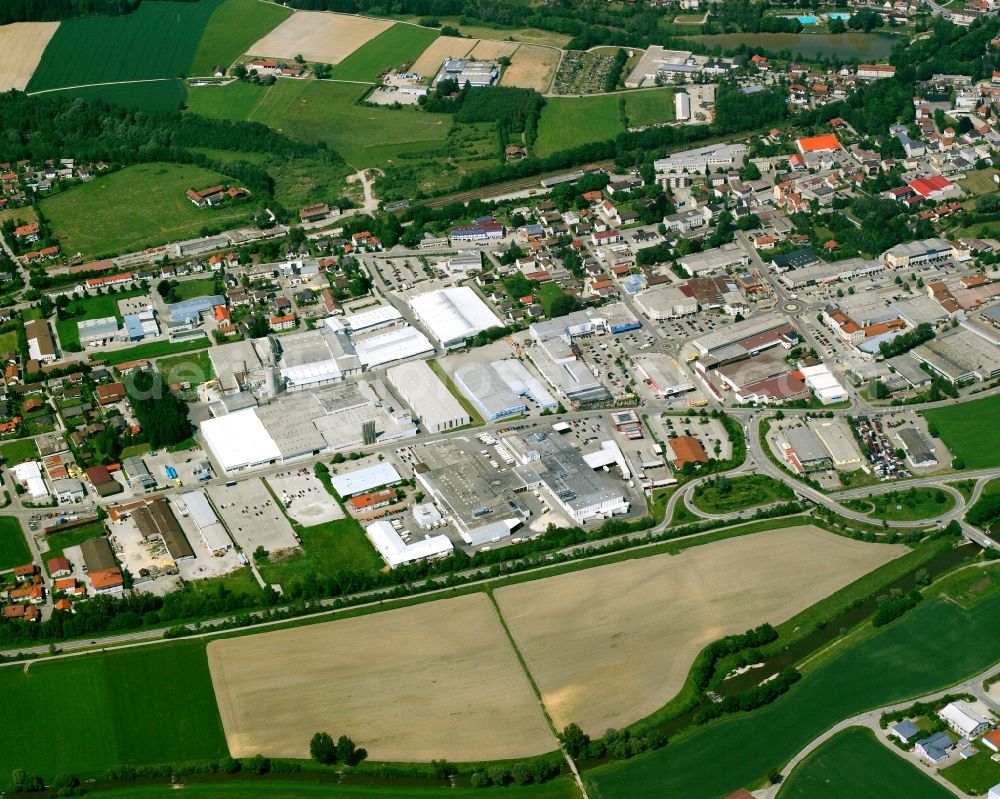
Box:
left=826, top=12, right=852, bottom=20
left=797, top=15, right=818, bottom=23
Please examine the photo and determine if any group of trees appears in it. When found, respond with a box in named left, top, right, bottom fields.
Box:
left=557, top=722, right=666, bottom=763
left=126, top=369, right=192, bottom=448
left=872, top=589, right=922, bottom=627
left=309, top=732, right=366, bottom=766
left=690, top=623, right=778, bottom=692
left=0, top=0, right=188, bottom=24
left=879, top=322, right=935, bottom=359
left=694, top=667, right=802, bottom=725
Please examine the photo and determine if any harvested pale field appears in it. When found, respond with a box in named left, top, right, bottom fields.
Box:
left=494, top=526, right=906, bottom=732
left=467, top=39, right=519, bottom=61
left=247, top=11, right=391, bottom=64
left=0, top=22, right=59, bottom=91
left=208, top=593, right=556, bottom=761
left=410, top=35, right=475, bottom=79
left=500, top=44, right=561, bottom=92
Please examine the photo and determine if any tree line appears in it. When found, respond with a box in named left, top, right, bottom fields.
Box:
left=0, top=0, right=195, bottom=25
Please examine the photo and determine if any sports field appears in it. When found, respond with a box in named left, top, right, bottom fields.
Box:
left=208, top=593, right=556, bottom=761
left=0, top=642, right=227, bottom=778
left=494, top=526, right=904, bottom=732
left=26, top=0, right=223, bottom=92
left=0, top=22, right=59, bottom=91
left=247, top=11, right=392, bottom=65
left=40, top=162, right=248, bottom=259
left=924, top=394, right=1000, bottom=469
left=500, top=45, right=562, bottom=92
left=329, top=23, right=439, bottom=82
left=40, top=80, right=187, bottom=113
left=589, top=587, right=1000, bottom=799
left=780, top=727, right=953, bottom=799
left=191, top=0, right=292, bottom=75
left=0, top=516, right=30, bottom=571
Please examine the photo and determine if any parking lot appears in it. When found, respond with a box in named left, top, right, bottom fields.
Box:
left=207, top=478, right=301, bottom=558
left=369, top=255, right=433, bottom=292
left=266, top=468, right=343, bottom=526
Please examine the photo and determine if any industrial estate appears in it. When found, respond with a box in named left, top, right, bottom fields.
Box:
left=4, top=1, right=1000, bottom=798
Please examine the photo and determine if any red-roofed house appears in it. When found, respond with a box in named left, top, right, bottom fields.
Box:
left=909, top=175, right=956, bottom=199
left=796, top=134, right=841, bottom=154
left=48, top=556, right=71, bottom=577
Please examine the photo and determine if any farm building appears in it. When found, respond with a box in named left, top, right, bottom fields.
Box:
left=939, top=701, right=990, bottom=738
left=386, top=360, right=470, bottom=433
left=408, top=287, right=503, bottom=348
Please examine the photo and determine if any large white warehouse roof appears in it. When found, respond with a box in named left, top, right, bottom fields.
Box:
left=365, top=520, right=454, bottom=568
left=409, top=286, right=502, bottom=348
left=200, top=410, right=282, bottom=473
left=330, top=462, right=403, bottom=497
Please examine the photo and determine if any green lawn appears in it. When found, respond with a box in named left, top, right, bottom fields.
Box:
left=257, top=515, right=382, bottom=587
left=0, top=641, right=227, bottom=782
left=924, top=394, right=1000, bottom=469
left=173, top=278, right=221, bottom=301
left=780, top=727, right=953, bottom=799
left=588, top=590, right=1000, bottom=799
left=534, top=89, right=675, bottom=157
left=41, top=163, right=249, bottom=259
left=39, top=80, right=188, bottom=113
left=186, top=80, right=268, bottom=120
left=55, top=289, right=148, bottom=351
left=78, top=778, right=579, bottom=799
left=623, top=88, right=676, bottom=127
left=0, top=516, right=31, bottom=571
left=941, top=748, right=1000, bottom=794
left=96, top=339, right=211, bottom=367
left=190, top=0, right=293, bottom=76
left=328, top=23, right=439, bottom=82
left=156, top=350, right=216, bottom=387
left=0, top=438, right=40, bottom=465
left=27, top=0, right=223, bottom=92
left=844, top=487, right=955, bottom=522
left=690, top=474, right=795, bottom=514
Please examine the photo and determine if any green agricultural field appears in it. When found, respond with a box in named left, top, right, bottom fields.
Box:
left=55, top=289, right=148, bottom=351
left=0, top=516, right=30, bottom=571
left=191, top=0, right=293, bottom=76
left=690, top=474, right=795, bottom=514
left=27, top=0, right=223, bottom=92
left=0, top=438, right=40, bottom=465
left=78, top=778, right=580, bottom=799
left=844, top=487, right=955, bottom=523
left=0, top=641, right=227, bottom=781
left=156, top=350, right=216, bottom=387
left=247, top=80, right=452, bottom=170
left=41, top=163, right=249, bottom=259
left=534, top=89, right=675, bottom=157
left=623, top=88, right=676, bottom=127
left=329, top=23, right=439, bottom=82
left=39, top=80, right=187, bottom=113
left=186, top=81, right=268, bottom=120
left=924, top=394, right=1000, bottom=469
left=588, top=590, right=1000, bottom=799
left=781, top=727, right=953, bottom=799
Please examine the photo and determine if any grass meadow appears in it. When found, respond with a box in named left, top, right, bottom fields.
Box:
left=328, top=23, right=439, bottom=82
left=0, top=438, right=40, bottom=465
left=844, top=487, right=955, bottom=523
left=190, top=0, right=293, bottom=75
left=156, top=350, right=216, bottom=387
left=690, top=474, right=795, bottom=514
left=780, top=727, right=953, bottom=799
left=534, top=89, right=674, bottom=157
left=38, top=80, right=187, bottom=113
left=95, top=338, right=211, bottom=366
left=0, top=641, right=227, bottom=780
left=588, top=589, right=1000, bottom=798
left=40, top=163, right=248, bottom=259
left=924, top=394, right=1000, bottom=469
left=0, top=516, right=30, bottom=571
left=27, top=0, right=223, bottom=92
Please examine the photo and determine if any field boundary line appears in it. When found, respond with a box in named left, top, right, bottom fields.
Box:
left=486, top=590, right=590, bottom=799
left=27, top=77, right=176, bottom=95
left=246, top=82, right=275, bottom=121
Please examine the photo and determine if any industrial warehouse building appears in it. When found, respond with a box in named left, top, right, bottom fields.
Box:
left=635, top=355, right=694, bottom=397
left=330, top=463, right=403, bottom=498
left=325, top=307, right=434, bottom=368
left=365, top=520, right=454, bottom=568
left=453, top=359, right=557, bottom=420
left=409, top=286, right=503, bottom=348
left=386, top=360, right=470, bottom=433
left=179, top=490, right=232, bottom=554
left=687, top=313, right=796, bottom=365
left=277, top=327, right=361, bottom=390
left=897, top=427, right=937, bottom=467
